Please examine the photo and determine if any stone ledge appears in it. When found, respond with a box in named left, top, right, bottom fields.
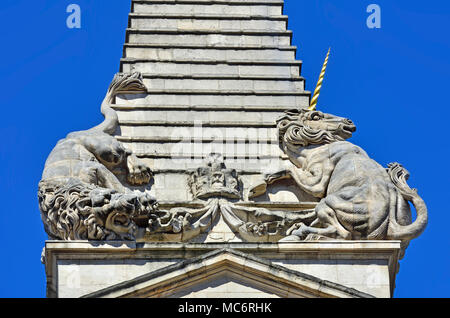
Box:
left=129, top=13, right=289, bottom=20
left=134, top=153, right=281, bottom=159
left=115, top=92, right=308, bottom=106
left=119, top=120, right=277, bottom=127
left=112, top=104, right=303, bottom=111
left=132, top=0, right=285, bottom=5
left=123, top=43, right=297, bottom=50
left=44, top=240, right=402, bottom=298
left=131, top=1, right=285, bottom=20
left=134, top=88, right=308, bottom=95
left=116, top=136, right=280, bottom=143
left=121, top=57, right=302, bottom=65
left=126, top=27, right=292, bottom=35
left=115, top=168, right=270, bottom=175
left=138, top=73, right=304, bottom=80
left=44, top=240, right=402, bottom=253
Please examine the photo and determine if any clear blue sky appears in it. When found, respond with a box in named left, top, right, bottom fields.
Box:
left=0, top=0, right=448, bottom=298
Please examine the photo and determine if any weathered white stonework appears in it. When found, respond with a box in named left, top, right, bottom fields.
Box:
left=44, top=240, right=401, bottom=298
left=39, top=0, right=427, bottom=298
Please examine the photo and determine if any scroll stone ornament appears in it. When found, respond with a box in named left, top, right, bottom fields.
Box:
left=250, top=108, right=428, bottom=247
left=38, top=73, right=157, bottom=241
left=145, top=154, right=317, bottom=242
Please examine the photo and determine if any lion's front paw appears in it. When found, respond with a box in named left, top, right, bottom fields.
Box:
left=286, top=223, right=310, bottom=239
left=291, top=223, right=311, bottom=240
left=127, top=154, right=153, bottom=185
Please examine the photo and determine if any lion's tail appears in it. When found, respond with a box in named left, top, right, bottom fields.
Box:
left=386, top=163, right=428, bottom=240
left=90, top=72, right=147, bottom=135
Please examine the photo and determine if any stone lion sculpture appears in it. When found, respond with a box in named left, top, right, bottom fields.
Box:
left=38, top=72, right=156, bottom=241
left=250, top=108, right=427, bottom=244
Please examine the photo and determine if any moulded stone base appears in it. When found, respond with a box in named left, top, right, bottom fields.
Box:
left=43, top=240, right=401, bottom=298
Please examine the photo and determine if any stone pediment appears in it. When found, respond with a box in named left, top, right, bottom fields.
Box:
left=82, top=248, right=373, bottom=298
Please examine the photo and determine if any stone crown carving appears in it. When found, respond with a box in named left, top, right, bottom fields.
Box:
left=188, top=153, right=241, bottom=200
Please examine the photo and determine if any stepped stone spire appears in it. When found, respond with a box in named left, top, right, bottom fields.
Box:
left=116, top=0, right=310, bottom=194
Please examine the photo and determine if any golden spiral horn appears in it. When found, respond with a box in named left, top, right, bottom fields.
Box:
left=308, top=48, right=331, bottom=111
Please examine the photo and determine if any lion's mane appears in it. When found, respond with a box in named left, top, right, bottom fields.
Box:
left=38, top=179, right=138, bottom=241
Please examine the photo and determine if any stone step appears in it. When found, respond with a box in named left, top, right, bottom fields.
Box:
left=140, top=77, right=304, bottom=91
left=119, top=138, right=284, bottom=162
left=122, top=141, right=283, bottom=159
left=119, top=120, right=284, bottom=157
left=136, top=156, right=285, bottom=174
left=124, top=45, right=296, bottom=61
left=119, top=125, right=277, bottom=139
left=124, top=42, right=295, bottom=49
left=125, top=29, right=292, bottom=46
left=117, top=135, right=279, bottom=143
left=132, top=1, right=284, bottom=17
left=113, top=104, right=300, bottom=112
left=133, top=0, right=285, bottom=4
left=116, top=92, right=309, bottom=108
left=119, top=120, right=278, bottom=127
left=129, top=14, right=288, bottom=32
left=115, top=108, right=286, bottom=124
left=120, top=59, right=301, bottom=78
